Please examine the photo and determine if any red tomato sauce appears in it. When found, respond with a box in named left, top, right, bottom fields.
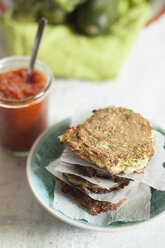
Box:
left=0, top=68, right=46, bottom=100
left=0, top=68, right=49, bottom=153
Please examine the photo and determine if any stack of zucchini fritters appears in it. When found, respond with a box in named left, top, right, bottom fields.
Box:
left=57, top=106, right=155, bottom=215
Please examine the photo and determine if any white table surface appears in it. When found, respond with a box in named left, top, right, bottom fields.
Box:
left=0, top=13, right=165, bottom=248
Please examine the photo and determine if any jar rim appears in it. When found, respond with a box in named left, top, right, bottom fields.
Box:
left=0, top=56, right=54, bottom=106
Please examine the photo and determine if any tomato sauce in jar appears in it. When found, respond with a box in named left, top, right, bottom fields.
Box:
left=0, top=68, right=46, bottom=100
left=0, top=57, right=53, bottom=155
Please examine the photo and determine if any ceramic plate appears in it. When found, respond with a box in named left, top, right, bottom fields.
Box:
left=26, top=119, right=165, bottom=232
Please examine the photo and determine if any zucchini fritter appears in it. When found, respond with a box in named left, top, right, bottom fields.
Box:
left=63, top=173, right=130, bottom=194
left=59, top=107, right=155, bottom=175
left=79, top=165, right=112, bottom=178
left=79, top=165, right=126, bottom=181
left=56, top=178, right=123, bottom=216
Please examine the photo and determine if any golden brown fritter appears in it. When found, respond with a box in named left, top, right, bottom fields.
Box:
left=63, top=173, right=130, bottom=194
left=79, top=165, right=112, bottom=179
left=55, top=178, right=123, bottom=216
left=79, top=165, right=127, bottom=181
left=59, top=107, right=155, bottom=175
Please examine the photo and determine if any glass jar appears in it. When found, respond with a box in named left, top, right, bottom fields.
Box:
left=0, top=56, right=54, bottom=156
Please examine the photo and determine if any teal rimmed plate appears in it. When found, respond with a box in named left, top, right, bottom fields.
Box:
left=26, top=119, right=165, bottom=232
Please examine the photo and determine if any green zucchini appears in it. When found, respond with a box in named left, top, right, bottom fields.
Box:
left=74, top=0, right=119, bottom=36
left=56, top=0, right=87, bottom=12
left=39, top=6, right=67, bottom=25
left=38, top=1, right=67, bottom=25
left=12, top=0, right=67, bottom=24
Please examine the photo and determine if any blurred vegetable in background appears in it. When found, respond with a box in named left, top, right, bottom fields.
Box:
left=11, top=0, right=122, bottom=35
left=74, top=0, right=119, bottom=36
left=12, top=0, right=67, bottom=24
left=11, top=0, right=151, bottom=36
left=11, top=0, right=151, bottom=35
left=56, top=0, right=87, bottom=12
left=38, top=2, right=67, bottom=24
left=12, top=0, right=43, bottom=21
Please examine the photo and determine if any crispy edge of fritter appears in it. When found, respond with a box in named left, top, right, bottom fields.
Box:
left=63, top=173, right=130, bottom=194
left=55, top=177, right=123, bottom=216
left=78, top=165, right=128, bottom=182
left=78, top=165, right=112, bottom=179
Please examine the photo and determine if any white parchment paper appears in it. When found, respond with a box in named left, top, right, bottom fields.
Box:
left=54, top=181, right=151, bottom=225
left=61, top=147, right=106, bottom=172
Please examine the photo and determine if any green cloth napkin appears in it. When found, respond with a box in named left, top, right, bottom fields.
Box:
left=0, top=1, right=150, bottom=81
